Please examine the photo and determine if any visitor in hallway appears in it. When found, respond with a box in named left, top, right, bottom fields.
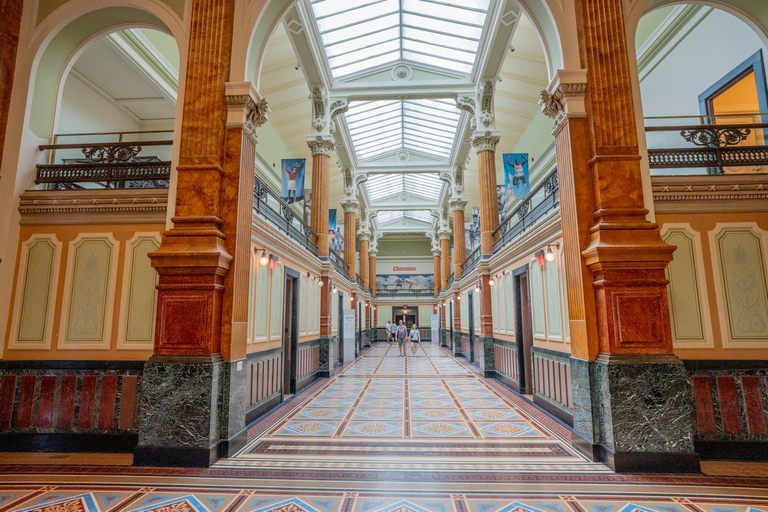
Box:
left=396, top=320, right=407, bottom=356
left=408, top=323, right=420, bottom=356
left=386, top=320, right=393, bottom=343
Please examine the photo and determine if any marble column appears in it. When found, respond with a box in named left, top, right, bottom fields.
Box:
left=318, top=274, right=332, bottom=377
left=341, top=200, right=358, bottom=279
left=537, top=0, right=697, bottom=471
left=0, top=0, right=21, bottom=167
left=138, top=0, right=251, bottom=468
left=359, top=235, right=370, bottom=291
left=472, top=134, right=500, bottom=255
left=453, top=293, right=462, bottom=357
left=308, top=137, right=334, bottom=257
left=369, top=251, right=377, bottom=297
left=351, top=292, right=359, bottom=356
left=477, top=264, right=494, bottom=377
left=439, top=231, right=451, bottom=291
left=432, top=250, right=441, bottom=296
left=450, top=198, right=467, bottom=278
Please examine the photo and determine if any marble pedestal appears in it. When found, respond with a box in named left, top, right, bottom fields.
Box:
left=319, top=335, right=332, bottom=378
left=134, top=355, right=247, bottom=467
left=478, top=334, right=495, bottom=377
left=570, top=354, right=700, bottom=473
left=452, top=332, right=462, bottom=357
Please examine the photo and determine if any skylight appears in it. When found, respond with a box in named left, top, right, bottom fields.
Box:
left=365, top=173, right=443, bottom=202
left=375, top=210, right=434, bottom=225
left=309, top=0, right=491, bottom=78
left=346, top=99, right=459, bottom=161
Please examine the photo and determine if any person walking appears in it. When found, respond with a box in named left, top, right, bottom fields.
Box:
left=395, top=320, right=407, bottom=356
left=408, top=324, right=420, bottom=356
left=385, top=320, right=393, bottom=344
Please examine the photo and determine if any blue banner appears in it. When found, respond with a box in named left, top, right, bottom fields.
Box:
left=280, top=158, right=306, bottom=204
left=503, top=153, right=529, bottom=200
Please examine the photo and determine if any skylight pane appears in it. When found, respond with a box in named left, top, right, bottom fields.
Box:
left=402, top=0, right=486, bottom=26
left=403, top=39, right=475, bottom=64
left=358, top=142, right=400, bottom=158
left=316, top=0, right=399, bottom=32
left=335, top=53, right=400, bottom=77
left=319, top=13, right=399, bottom=45
left=403, top=129, right=453, bottom=146
left=402, top=51, right=473, bottom=74
left=401, top=13, right=482, bottom=40
left=404, top=103, right=459, bottom=122
left=404, top=110, right=457, bottom=127
left=404, top=210, right=434, bottom=223
left=329, top=39, right=400, bottom=68
left=404, top=141, right=451, bottom=156
left=346, top=102, right=401, bottom=123
left=433, top=0, right=490, bottom=9
left=401, top=27, right=478, bottom=51
left=326, top=27, right=400, bottom=57
left=376, top=211, right=403, bottom=223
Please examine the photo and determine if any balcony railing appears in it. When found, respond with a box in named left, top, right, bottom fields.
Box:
left=375, top=287, right=435, bottom=298
left=462, top=247, right=481, bottom=274
left=446, top=273, right=454, bottom=288
left=645, top=114, right=768, bottom=175
left=36, top=131, right=174, bottom=189
left=253, top=173, right=318, bottom=255
left=356, top=274, right=365, bottom=290
left=493, top=168, right=559, bottom=253
left=329, top=247, right=348, bottom=276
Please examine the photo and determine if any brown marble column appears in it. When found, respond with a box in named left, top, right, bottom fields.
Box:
left=432, top=250, right=441, bottom=296
left=308, top=137, right=334, bottom=257
left=439, top=233, right=451, bottom=290
left=369, top=252, right=377, bottom=297
left=359, top=236, right=370, bottom=290
left=320, top=276, right=331, bottom=337
left=450, top=199, right=467, bottom=278
left=453, top=292, right=461, bottom=355
left=0, top=0, right=22, bottom=167
left=536, top=0, right=697, bottom=471
left=472, top=134, right=500, bottom=255
left=341, top=201, right=358, bottom=279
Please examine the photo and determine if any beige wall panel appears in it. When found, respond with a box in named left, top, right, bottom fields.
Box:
left=117, top=235, right=159, bottom=349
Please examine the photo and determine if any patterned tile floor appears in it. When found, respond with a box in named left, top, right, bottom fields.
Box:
left=1, top=343, right=767, bottom=512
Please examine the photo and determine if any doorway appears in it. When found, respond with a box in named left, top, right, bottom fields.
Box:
left=467, top=292, right=475, bottom=364
left=513, top=264, right=534, bottom=395
left=449, top=302, right=454, bottom=351
left=392, top=307, right=416, bottom=330
left=283, top=268, right=299, bottom=396
left=338, top=291, right=344, bottom=364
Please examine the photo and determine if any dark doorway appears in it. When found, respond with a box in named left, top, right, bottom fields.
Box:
left=283, top=268, right=300, bottom=395
left=338, top=291, right=344, bottom=364
left=392, top=307, right=416, bottom=329
left=449, top=302, right=454, bottom=351
left=513, top=264, right=534, bottom=395
left=468, top=292, right=475, bottom=364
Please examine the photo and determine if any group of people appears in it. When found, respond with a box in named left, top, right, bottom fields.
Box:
left=385, top=320, right=421, bottom=356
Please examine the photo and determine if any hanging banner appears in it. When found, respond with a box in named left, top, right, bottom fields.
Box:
left=329, top=208, right=337, bottom=241
left=465, top=206, right=481, bottom=256
left=497, top=184, right=508, bottom=222
left=504, top=153, right=530, bottom=199
left=280, top=158, right=306, bottom=204
left=332, top=224, right=344, bottom=255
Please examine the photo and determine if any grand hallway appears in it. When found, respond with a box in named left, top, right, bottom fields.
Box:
left=1, top=344, right=768, bottom=512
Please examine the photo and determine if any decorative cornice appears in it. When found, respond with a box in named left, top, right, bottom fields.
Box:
left=651, top=174, right=768, bottom=213
left=18, top=189, right=168, bottom=225
left=471, top=130, right=500, bottom=153
left=539, top=70, right=587, bottom=135
left=307, top=135, right=336, bottom=157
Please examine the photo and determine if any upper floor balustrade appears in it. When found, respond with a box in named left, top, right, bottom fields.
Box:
left=253, top=173, right=318, bottom=256
left=36, top=130, right=173, bottom=190
left=645, top=113, right=768, bottom=175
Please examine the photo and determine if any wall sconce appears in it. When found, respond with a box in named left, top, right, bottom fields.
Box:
left=545, top=245, right=555, bottom=262
left=318, top=279, right=324, bottom=287
left=474, top=284, right=480, bottom=293
left=332, top=286, right=338, bottom=294
left=257, top=249, right=269, bottom=266
left=489, top=276, right=495, bottom=286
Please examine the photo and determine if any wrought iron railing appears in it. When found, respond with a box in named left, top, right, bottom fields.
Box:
left=329, top=247, right=348, bottom=276
left=645, top=114, right=768, bottom=175
left=492, top=168, right=559, bottom=253
left=446, top=273, right=454, bottom=288
left=462, top=247, right=481, bottom=274
left=375, top=287, right=435, bottom=298
left=253, top=173, right=318, bottom=255
left=356, top=274, right=365, bottom=290
left=36, top=138, right=172, bottom=189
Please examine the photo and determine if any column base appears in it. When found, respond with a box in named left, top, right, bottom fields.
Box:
left=134, top=355, right=247, bottom=467
left=477, top=334, right=495, bottom=375
left=318, top=335, right=332, bottom=378
left=570, top=354, right=700, bottom=473
left=452, top=332, right=462, bottom=357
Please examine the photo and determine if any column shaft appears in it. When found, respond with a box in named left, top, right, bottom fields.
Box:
left=452, top=209, right=466, bottom=278
left=310, top=153, right=330, bottom=257
left=0, top=0, right=22, bottom=167
left=440, top=238, right=450, bottom=290
left=369, top=255, right=377, bottom=296
left=432, top=255, right=441, bottom=296
left=344, top=211, right=356, bottom=278
left=359, top=239, right=369, bottom=290
left=477, top=149, right=499, bottom=255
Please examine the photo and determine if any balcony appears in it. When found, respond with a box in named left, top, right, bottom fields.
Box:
left=253, top=174, right=318, bottom=255
left=645, top=114, right=768, bottom=175
left=374, top=287, right=435, bottom=299
left=36, top=131, right=173, bottom=190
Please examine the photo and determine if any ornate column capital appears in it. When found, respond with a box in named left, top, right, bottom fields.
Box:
left=438, top=228, right=452, bottom=240
left=369, top=248, right=378, bottom=257
left=340, top=198, right=359, bottom=214
left=471, top=130, right=501, bottom=153
left=432, top=249, right=442, bottom=258
left=449, top=196, right=467, bottom=212
left=539, top=69, right=587, bottom=135
left=225, top=82, right=269, bottom=141
left=307, top=135, right=336, bottom=157
left=358, top=231, right=372, bottom=242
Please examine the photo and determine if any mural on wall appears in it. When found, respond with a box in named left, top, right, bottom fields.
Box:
left=280, top=158, right=306, bottom=204
left=504, top=153, right=530, bottom=199
left=465, top=206, right=481, bottom=255
left=376, top=274, right=434, bottom=291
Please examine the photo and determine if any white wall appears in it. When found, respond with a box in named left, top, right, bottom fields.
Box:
left=640, top=9, right=768, bottom=117
left=57, top=76, right=140, bottom=134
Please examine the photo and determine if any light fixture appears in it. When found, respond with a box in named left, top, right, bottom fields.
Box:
left=489, top=277, right=495, bottom=286
left=474, top=285, right=480, bottom=293
left=332, top=286, right=338, bottom=294
left=318, top=279, right=324, bottom=287
left=258, top=250, right=269, bottom=266
left=545, top=245, right=555, bottom=262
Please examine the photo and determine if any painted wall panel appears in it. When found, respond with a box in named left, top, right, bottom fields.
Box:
left=121, top=237, right=159, bottom=347
left=254, top=263, right=269, bottom=339
left=529, top=262, right=546, bottom=338
left=544, top=259, right=562, bottom=338
left=270, top=263, right=283, bottom=338
left=15, top=238, right=58, bottom=346
left=664, top=229, right=707, bottom=345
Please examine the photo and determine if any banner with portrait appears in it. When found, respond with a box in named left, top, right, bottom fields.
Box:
left=503, top=153, right=530, bottom=200
left=280, top=158, right=306, bottom=204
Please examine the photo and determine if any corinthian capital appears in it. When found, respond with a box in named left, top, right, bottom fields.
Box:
left=225, top=82, right=269, bottom=140
left=340, top=198, right=359, bottom=214
left=471, top=130, right=500, bottom=153
left=449, top=196, right=468, bottom=212
left=539, top=69, right=587, bottom=135
left=307, top=135, right=336, bottom=157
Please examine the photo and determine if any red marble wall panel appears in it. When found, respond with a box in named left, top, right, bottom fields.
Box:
left=97, top=375, right=118, bottom=429
left=692, top=376, right=716, bottom=434
left=118, top=376, right=138, bottom=429
left=57, top=375, right=77, bottom=429
left=78, top=375, right=97, bottom=429
left=741, top=376, right=767, bottom=436
left=717, top=376, right=742, bottom=435
left=15, top=375, right=36, bottom=428
left=36, top=375, right=57, bottom=428
left=0, top=375, right=17, bottom=428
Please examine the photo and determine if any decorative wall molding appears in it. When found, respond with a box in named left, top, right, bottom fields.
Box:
left=652, top=174, right=768, bottom=213
left=116, top=234, right=161, bottom=350
left=18, top=189, right=168, bottom=225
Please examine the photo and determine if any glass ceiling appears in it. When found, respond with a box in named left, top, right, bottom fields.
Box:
left=346, top=99, right=460, bottom=161
left=309, top=0, right=491, bottom=78
left=376, top=210, right=434, bottom=225
left=366, top=173, right=443, bottom=201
